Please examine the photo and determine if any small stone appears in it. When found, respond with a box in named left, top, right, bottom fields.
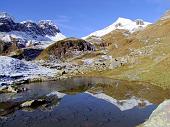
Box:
left=21, top=100, right=35, bottom=107
left=7, top=86, right=17, bottom=93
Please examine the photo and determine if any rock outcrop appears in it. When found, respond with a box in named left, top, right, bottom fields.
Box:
left=135, top=19, right=145, bottom=25
left=141, top=100, right=170, bottom=127
left=161, top=10, right=170, bottom=20
left=37, top=38, right=95, bottom=61
left=10, top=48, right=43, bottom=61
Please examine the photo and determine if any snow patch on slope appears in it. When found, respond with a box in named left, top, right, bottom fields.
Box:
left=0, top=56, right=57, bottom=86
left=46, top=33, right=66, bottom=42
left=0, top=31, right=66, bottom=48
left=83, top=17, right=151, bottom=39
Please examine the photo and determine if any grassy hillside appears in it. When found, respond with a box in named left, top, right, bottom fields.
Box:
left=102, top=30, right=143, bottom=57
left=83, top=18, right=170, bottom=88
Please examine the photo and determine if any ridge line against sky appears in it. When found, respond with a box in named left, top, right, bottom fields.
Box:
left=0, top=0, right=170, bottom=37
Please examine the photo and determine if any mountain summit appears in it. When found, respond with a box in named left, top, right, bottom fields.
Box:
left=83, top=17, right=151, bottom=39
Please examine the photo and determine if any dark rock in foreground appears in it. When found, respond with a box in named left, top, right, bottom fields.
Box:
left=10, top=48, right=43, bottom=61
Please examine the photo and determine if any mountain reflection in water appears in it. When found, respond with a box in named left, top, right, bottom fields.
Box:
left=1, top=77, right=170, bottom=127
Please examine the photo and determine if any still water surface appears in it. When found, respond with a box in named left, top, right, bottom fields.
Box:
left=1, top=77, right=170, bottom=127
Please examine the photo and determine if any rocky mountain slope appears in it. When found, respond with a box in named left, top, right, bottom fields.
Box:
left=161, top=10, right=170, bottom=20
left=0, top=12, right=66, bottom=48
left=81, top=10, right=170, bottom=89
left=0, top=40, right=20, bottom=55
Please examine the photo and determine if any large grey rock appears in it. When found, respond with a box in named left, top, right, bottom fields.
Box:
left=110, top=57, right=128, bottom=69
left=21, top=99, right=46, bottom=108
left=135, top=19, right=144, bottom=25
left=141, top=100, right=170, bottom=127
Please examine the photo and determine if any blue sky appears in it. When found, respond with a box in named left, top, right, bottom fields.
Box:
left=0, top=0, right=170, bottom=37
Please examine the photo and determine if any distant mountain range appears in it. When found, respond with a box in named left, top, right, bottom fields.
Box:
left=0, top=12, right=66, bottom=48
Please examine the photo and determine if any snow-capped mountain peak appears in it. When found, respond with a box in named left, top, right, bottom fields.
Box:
left=38, top=20, right=59, bottom=29
left=83, top=17, right=151, bottom=39
left=115, top=17, right=133, bottom=25
left=0, top=12, right=13, bottom=20
left=20, top=20, right=34, bottom=24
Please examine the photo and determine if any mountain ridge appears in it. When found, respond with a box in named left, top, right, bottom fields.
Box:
left=0, top=12, right=66, bottom=48
left=83, top=17, right=151, bottom=39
